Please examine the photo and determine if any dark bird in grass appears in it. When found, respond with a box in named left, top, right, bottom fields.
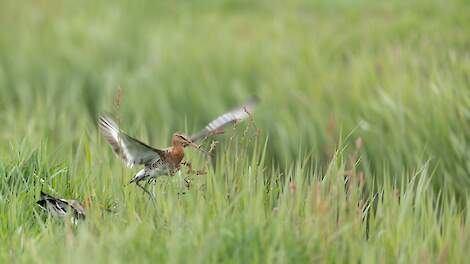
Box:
left=98, top=99, right=257, bottom=198
left=36, top=191, right=86, bottom=223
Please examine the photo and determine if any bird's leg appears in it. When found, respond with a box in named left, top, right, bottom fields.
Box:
left=143, top=178, right=158, bottom=206
left=196, top=170, right=207, bottom=176
left=181, top=160, right=193, bottom=173
left=143, top=179, right=154, bottom=196
left=147, top=176, right=157, bottom=185
left=135, top=180, right=155, bottom=200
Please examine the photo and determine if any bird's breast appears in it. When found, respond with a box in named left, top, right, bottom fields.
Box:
left=169, top=147, right=184, bottom=167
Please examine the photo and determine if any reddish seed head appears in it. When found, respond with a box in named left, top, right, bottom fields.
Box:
left=289, top=181, right=297, bottom=193
left=355, top=137, right=364, bottom=150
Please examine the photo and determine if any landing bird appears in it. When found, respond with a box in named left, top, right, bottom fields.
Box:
left=36, top=191, right=86, bottom=223
left=98, top=99, right=257, bottom=197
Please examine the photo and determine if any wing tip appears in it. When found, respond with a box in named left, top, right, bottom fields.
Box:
left=98, top=114, right=113, bottom=126
left=243, top=97, right=258, bottom=113
left=98, top=114, right=120, bottom=136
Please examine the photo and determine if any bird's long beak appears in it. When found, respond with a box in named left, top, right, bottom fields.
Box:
left=185, top=138, right=207, bottom=153
left=187, top=141, right=200, bottom=149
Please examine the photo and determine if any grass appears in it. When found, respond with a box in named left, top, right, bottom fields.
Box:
left=0, top=0, right=469, bottom=262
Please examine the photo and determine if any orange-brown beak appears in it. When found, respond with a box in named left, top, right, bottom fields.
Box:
left=183, top=137, right=206, bottom=153
left=187, top=140, right=200, bottom=149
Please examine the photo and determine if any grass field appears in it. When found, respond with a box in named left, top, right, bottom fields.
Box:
left=1, top=0, right=469, bottom=263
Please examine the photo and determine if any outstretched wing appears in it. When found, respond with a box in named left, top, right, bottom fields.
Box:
left=189, top=98, right=257, bottom=143
left=98, top=115, right=164, bottom=167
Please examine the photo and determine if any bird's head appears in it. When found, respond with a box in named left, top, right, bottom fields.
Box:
left=172, top=133, right=199, bottom=149
left=69, top=200, right=86, bottom=220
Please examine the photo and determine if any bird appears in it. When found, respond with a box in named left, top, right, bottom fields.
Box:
left=36, top=191, right=86, bottom=223
left=98, top=99, right=257, bottom=198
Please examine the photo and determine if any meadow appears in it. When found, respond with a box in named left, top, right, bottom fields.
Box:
left=0, top=0, right=469, bottom=263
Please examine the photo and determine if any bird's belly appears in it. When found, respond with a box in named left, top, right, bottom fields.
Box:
left=152, top=166, right=170, bottom=176
left=148, top=161, right=172, bottom=176
left=148, top=159, right=178, bottom=177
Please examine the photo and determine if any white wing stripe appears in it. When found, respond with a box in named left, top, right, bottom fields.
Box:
left=189, top=99, right=257, bottom=142
left=205, top=112, right=247, bottom=131
left=100, top=118, right=120, bottom=143
left=99, top=115, right=163, bottom=168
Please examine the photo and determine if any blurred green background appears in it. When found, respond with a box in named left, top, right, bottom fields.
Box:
left=0, top=0, right=469, bottom=262
left=1, top=0, right=468, bottom=193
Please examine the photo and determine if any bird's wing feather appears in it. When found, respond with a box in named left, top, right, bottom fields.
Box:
left=98, top=115, right=164, bottom=167
left=52, top=199, right=69, bottom=215
left=189, top=98, right=257, bottom=143
left=37, top=192, right=66, bottom=214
